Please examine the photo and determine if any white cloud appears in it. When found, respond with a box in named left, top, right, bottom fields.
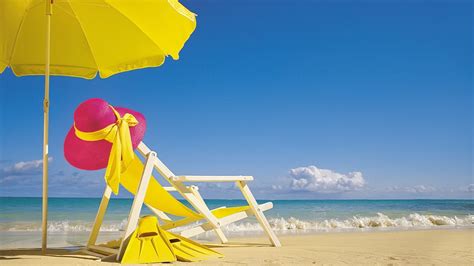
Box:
left=2, top=158, right=52, bottom=175
left=461, top=184, right=474, bottom=193
left=467, top=184, right=474, bottom=192
left=287, top=165, right=365, bottom=193
left=272, top=184, right=283, bottom=190
left=0, top=158, right=53, bottom=184
left=404, top=185, right=436, bottom=193
left=385, top=185, right=437, bottom=194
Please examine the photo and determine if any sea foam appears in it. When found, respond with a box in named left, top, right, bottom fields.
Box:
left=265, top=213, right=474, bottom=232
left=2, top=213, right=472, bottom=233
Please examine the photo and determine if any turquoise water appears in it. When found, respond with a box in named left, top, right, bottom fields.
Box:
left=0, top=197, right=472, bottom=248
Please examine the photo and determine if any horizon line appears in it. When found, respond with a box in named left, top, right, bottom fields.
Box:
left=1, top=196, right=472, bottom=201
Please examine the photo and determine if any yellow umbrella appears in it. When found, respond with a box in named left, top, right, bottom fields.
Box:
left=0, top=0, right=196, bottom=252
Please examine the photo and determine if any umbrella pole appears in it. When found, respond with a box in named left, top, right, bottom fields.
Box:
left=42, top=0, right=52, bottom=254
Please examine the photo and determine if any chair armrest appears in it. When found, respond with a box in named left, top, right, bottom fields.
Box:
left=171, top=175, right=254, bottom=182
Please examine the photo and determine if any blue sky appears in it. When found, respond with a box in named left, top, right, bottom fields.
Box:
left=0, top=0, right=472, bottom=199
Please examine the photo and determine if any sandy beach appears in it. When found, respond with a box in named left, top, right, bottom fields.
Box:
left=1, top=229, right=472, bottom=265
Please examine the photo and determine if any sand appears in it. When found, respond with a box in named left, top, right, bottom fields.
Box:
left=0, top=229, right=472, bottom=265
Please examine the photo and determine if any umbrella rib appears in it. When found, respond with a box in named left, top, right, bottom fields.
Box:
left=104, top=2, right=167, bottom=57
left=65, top=2, right=101, bottom=73
left=7, top=4, right=30, bottom=66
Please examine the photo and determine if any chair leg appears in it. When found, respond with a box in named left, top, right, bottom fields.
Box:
left=172, top=181, right=225, bottom=241
left=87, top=186, right=112, bottom=248
left=189, top=185, right=228, bottom=243
left=213, top=228, right=229, bottom=244
left=237, top=181, right=281, bottom=247
left=146, top=204, right=173, bottom=222
left=116, top=152, right=156, bottom=261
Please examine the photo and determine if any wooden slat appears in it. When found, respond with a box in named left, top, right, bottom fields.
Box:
left=179, top=202, right=273, bottom=238
left=117, top=152, right=156, bottom=260
left=237, top=181, right=281, bottom=247
left=88, top=245, right=118, bottom=256
left=189, top=185, right=228, bottom=244
left=78, top=248, right=107, bottom=258
left=137, top=142, right=151, bottom=157
left=87, top=186, right=112, bottom=247
left=146, top=204, right=172, bottom=222
left=172, top=181, right=222, bottom=227
left=173, top=175, right=254, bottom=182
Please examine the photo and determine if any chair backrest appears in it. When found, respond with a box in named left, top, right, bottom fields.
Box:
left=120, top=157, right=201, bottom=219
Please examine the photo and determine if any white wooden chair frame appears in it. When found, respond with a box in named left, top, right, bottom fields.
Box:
left=84, top=142, right=281, bottom=260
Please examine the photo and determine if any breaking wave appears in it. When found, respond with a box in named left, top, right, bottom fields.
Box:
left=230, top=213, right=474, bottom=232
left=2, top=220, right=127, bottom=232
left=2, top=213, right=472, bottom=233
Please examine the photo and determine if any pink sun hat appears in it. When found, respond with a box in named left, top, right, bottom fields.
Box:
left=64, top=98, right=146, bottom=170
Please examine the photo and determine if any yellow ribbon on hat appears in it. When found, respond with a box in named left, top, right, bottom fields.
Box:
left=74, top=106, right=139, bottom=194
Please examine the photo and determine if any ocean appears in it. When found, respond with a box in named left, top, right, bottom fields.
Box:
left=0, top=197, right=472, bottom=248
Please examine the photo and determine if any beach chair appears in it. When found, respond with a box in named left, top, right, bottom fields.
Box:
left=84, top=142, right=281, bottom=260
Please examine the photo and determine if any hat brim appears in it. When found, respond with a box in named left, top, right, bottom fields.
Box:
left=64, top=107, right=147, bottom=170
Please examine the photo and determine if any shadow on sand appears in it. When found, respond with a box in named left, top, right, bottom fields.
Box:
left=0, top=248, right=100, bottom=262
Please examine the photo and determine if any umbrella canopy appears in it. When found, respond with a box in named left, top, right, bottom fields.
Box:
left=1, top=0, right=196, bottom=78
left=0, top=0, right=196, bottom=253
